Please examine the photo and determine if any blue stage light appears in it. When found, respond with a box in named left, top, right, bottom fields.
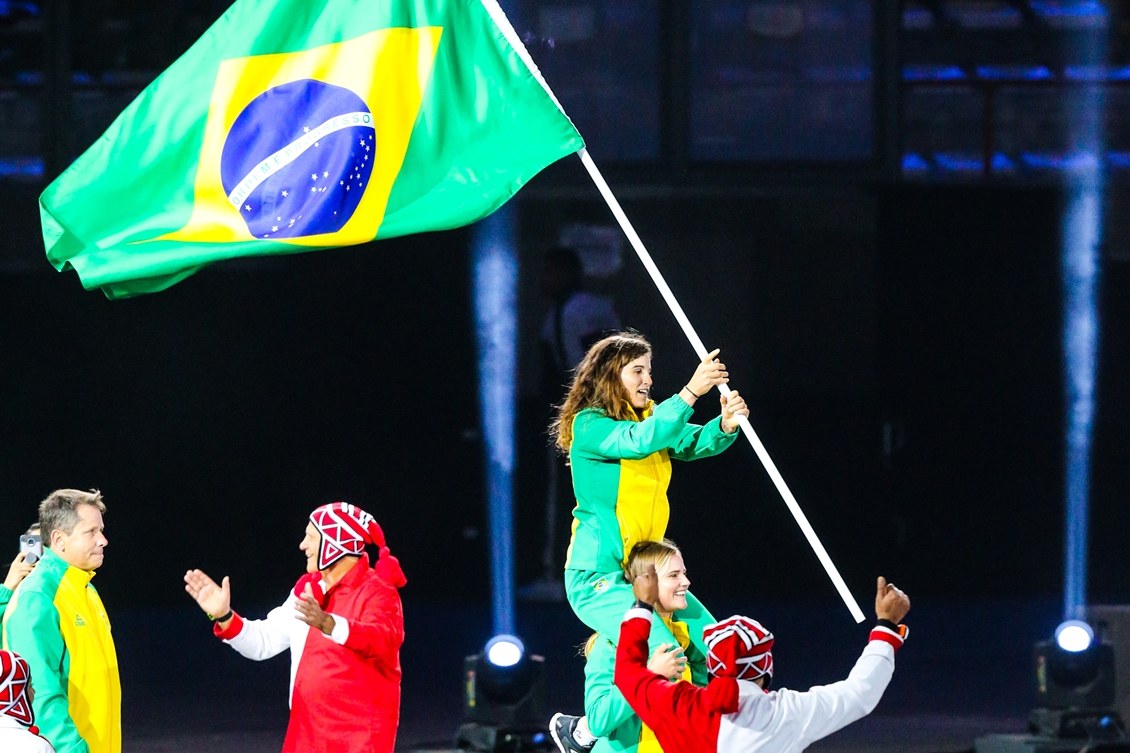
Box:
left=975, top=64, right=1052, bottom=80
left=901, top=153, right=931, bottom=173
left=901, top=64, right=966, bottom=81
left=485, top=635, right=525, bottom=669
left=1054, top=620, right=1095, bottom=653
left=1059, top=16, right=1106, bottom=624
left=472, top=205, right=518, bottom=637
left=458, top=632, right=548, bottom=751
left=1029, top=620, right=1118, bottom=738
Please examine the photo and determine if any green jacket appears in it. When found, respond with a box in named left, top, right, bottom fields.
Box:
left=565, top=394, right=737, bottom=573
left=585, top=634, right=640, bottom=753
left=0, top=584, right=12, bottom=619
left=2, top=548, right=121, bottom=753
left=584, top=616, right=707, bottom=753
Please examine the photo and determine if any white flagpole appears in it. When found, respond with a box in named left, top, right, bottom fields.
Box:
left=479, top=0, right=863, bottom=623
left=577, top=147, right=866, bottom=624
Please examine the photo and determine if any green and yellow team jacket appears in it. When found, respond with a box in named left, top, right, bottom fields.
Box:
left=565, top=393, right=738, bottom=574
left=584, top=615, right=700, bottom=753
left=2, top=548, right=121, bottom=753
left=0, top=583, right=13, bottom=619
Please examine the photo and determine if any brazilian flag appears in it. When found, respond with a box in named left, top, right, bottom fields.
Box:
left=40, top=0, right=584, bottom=298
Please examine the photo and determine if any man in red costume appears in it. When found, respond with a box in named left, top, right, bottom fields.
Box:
left=0, top=649, right=55, bottom=752
left=184, top=502, right=407, bottom=753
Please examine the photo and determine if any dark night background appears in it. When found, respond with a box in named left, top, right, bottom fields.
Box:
left=2, top=1, right=1130, bottom=751
left=6, top=179, right=1128, bottom=607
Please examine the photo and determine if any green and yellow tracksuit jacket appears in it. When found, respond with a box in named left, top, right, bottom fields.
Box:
left=565, top=393, right=737, bottom=576
left=563, top=393, right=735, bottom=656
left=0, top=584, right=13, bottom=620
left=2, top=548, right=121, bottom=753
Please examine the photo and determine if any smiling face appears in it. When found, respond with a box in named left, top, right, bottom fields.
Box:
left=299, top=522, right=321, bottom=573
left=53, top=503, right=107, bottom=572
left=619, top=353, right=653, bottom=410
left=656, top=552, right=690, bottom=615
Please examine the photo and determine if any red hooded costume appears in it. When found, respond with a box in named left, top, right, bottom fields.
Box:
left=214, top=503, right=406, bottom=753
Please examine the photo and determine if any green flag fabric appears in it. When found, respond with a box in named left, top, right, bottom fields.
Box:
left=41, top=0, right=584, bottom=298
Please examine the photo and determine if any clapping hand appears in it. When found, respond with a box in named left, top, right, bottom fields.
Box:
left=184, top=569, right=231, bottom=621
left=294, top=583, right=336, bottom=635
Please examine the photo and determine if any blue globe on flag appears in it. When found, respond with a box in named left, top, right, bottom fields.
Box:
left=221, top=79, right=375, bottom=239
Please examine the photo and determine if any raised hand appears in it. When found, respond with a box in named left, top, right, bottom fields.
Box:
left=684, top=349, right=729, bottom=401
left=184, top=569, right=231, bottom=620
left=875, top=576, right=910, bottom=623
left=3, top=552, right=34, bottom=591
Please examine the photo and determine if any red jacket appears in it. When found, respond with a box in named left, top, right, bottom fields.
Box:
left=614, top=607, right=739, bottom=753
left=216, top=555, right=404, bottom=753
left=615, top=606, right=905, bottom=753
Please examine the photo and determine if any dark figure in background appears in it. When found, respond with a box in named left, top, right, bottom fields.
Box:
left=526, top=245, right=621, bottom=599
left=539, top=245, right=621, bottom=400
left=1, top=523, right=39, bottom=621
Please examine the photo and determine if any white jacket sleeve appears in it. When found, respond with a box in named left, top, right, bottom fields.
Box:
left=720, top=638, right=899, bottom=753
left=777, top=641, right=896, bottom=748
left=223, top=594, right=298, bottom=661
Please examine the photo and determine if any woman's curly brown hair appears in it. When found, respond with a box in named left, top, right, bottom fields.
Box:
left=549, top=331, right=652, bottom=452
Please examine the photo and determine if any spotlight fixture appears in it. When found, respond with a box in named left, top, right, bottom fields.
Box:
left=1055, top=620, right=1095, bottom=653
left=1029, top=620, right=1123, bottom=741
left=455, top=634, right=550, bottom=752
left=975, top=621, right=1128, bottom=753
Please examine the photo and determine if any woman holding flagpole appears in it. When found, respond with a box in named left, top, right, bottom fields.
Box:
left=546, top=330, right=748, bottom=753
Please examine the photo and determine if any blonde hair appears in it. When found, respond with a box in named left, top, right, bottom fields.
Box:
left=550, top=331, right=652, bottom=452
left=623, top=538, right=681, bottom=583
left=581, top=632, right=602, bottom=659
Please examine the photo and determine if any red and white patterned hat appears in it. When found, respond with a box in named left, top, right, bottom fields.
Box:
left=0, top=649, right=35, bottom=728
left=703, top=615, right=775, bottom=682
left=309, top=502, right=406, bottom=587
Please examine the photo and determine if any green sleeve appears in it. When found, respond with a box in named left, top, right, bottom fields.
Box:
left=667, top=414, right=738, bottom=462
left=584, top=632, right=708, bottom=753
left=684, top=640, right=709, bottom=687
left=584, top=637, right=637, bottom=739
left=0, top=584, right=11, bottom=617
left=4, top=589, right=89, bottom=753
left=572, top=395, right=694, bottom=460
left=677, top=590, right=716, bottom=687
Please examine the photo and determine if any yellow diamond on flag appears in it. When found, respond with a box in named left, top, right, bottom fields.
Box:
left=161, top=27, right=442, bottom=247
left=41, top=0, right=584, bottom=298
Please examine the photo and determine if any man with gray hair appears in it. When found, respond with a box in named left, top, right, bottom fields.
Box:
left=1, top=489, right=120, bottom=753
